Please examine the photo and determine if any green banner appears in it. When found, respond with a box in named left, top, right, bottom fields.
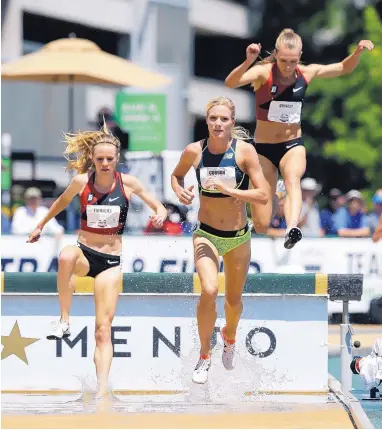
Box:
left=1, top=158, right=11, bottom=191
left=1, top=134, right=12, bottom=214
left=115, top=93, right=166, bottom=152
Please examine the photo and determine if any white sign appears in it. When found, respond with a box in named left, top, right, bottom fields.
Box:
left=1, top=295, right=328, bottom=393
left=1, top=235, right=275, bottom=274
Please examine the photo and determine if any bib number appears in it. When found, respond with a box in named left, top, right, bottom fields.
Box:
left=268, top=101, right=302, bottom=124
left=86, top=205, right=121, bottom=228
left=200, top=167, right=237, bottom=190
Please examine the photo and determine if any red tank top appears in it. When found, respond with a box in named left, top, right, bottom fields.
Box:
left=80, top=172, right=129, bottom=235
left=255, top=64, right=308, bottom=122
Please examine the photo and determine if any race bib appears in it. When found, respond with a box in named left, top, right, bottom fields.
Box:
left=268, top=101, right=302, bottom=123
left=200, top=166, right=237, bottom=190
left=86, top=205, right=121, bottom=228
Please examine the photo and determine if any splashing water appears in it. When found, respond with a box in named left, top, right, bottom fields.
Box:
left=177, top=319, right=293, bottom=409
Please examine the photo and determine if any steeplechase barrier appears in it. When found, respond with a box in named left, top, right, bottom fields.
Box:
left=1, top=272, right=362, bottom=395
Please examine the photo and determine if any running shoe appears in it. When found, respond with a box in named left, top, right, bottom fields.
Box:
left=221, top=326, right=236, bottom=370
left=284, top=227, right=303, bottom=249
left=46, top=320, right=71, bottom=340
left=192, top=355, right=211, bottom=384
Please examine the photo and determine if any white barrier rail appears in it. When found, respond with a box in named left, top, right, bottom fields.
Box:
left=2, top=235, right=381, bottom=317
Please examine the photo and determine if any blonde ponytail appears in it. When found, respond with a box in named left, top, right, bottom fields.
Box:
left=279, top=28, right=295, bottom=36
left=231, top=126, right=252, bottom=141
left=257, top=51, right=276, bottom=65
left=275, top=28, right=302, bottom=51
left=257, top=28, right=302, bottom=65
left=63, top=122, right=120, bottom=174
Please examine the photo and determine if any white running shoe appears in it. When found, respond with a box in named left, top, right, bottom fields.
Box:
left=46, top=320, right=71, bottom=340
left=192, top=356, right=211, bottom=384
left=221, top=327, right=236, bottom=370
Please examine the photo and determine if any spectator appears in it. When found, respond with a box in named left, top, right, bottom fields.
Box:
left=1, top=212, right=11, bottom=234
left=267, top=195, right=287, bottom=237
left=350, top=338, right=382, bottom=391
left=180, top=208, right=193, bottom=236
left=333, top=190, right=370, bottom=237
left=96, top=107, right=129, bottom=159
left=298, top=178, right=324, bottom=237
left=144, top=202, right=183, bottom=235
left=11, top=187, right=64, bottom=237
left=320, top=188, right=345, bottom=236
left=368, top=189, right=382, bottom=235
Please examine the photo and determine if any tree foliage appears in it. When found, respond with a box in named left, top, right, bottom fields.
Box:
left=305, top=6, right=382, bottom=194
left=253, top=2, right=381, bottom=194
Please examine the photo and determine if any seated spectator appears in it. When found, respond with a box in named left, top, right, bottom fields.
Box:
left=333, top=190, right=370, bottom=237
left=144, top=202, right=183, bottom=235
left=298, top=177, right=324, bottom=237
left=267, top=196, right=287, bottom=237
left=180, top=210, right=193, bottom=236
left=1, top=212, right=11, bottom=234
left=320, top=188, right=345, bottom=236
left=368, top=189, right=382, bottom=235
left=96, top=107, right=129, bottom=159
left=11, top=187, right=64, bottom=237
left=351, top=338, right=382, bottom=391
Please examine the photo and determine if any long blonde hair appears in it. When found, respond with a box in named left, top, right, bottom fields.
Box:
left=258, top=28, right=302, bottom=65
left=63, top=123, right=121, bottom=174
left=205, top=96, right=252, bottom=141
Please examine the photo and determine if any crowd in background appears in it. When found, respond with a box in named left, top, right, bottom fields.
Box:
left=268, top=179, right=382, bottom=239
left=2, top=105, right=380, bottom=239
left=2, top=179, right=381, bottom=239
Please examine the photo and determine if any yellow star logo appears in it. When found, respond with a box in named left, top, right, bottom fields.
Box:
left=1, top=321, right=39, bottom=364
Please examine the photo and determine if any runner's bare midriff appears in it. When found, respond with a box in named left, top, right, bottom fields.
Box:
left=198, top=195, right=247, bottom=231
left=77, top=229, right=122, bottom=255
left=255, top=119, right=302, bottom=143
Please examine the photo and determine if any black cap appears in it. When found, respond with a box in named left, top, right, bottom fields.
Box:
left=97, top=107, right=114, bottom=123
left=350, top=356, right=361, bottom=374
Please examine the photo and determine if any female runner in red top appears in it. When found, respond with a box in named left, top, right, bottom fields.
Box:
left=226, top=28, right=374, bottom=249
left=28, top=124, right=167, bottom=398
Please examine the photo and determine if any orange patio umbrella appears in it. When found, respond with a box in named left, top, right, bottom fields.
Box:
left=1, top=37, right=171, bottom=130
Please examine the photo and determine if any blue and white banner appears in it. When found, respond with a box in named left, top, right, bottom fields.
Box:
left=2, top=235, right=382, bottom=313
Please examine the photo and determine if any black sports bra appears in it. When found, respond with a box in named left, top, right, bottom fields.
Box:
left=195, top=139, right=249, bottom=198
